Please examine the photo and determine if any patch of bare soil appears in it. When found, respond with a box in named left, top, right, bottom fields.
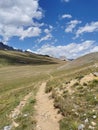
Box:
left=66, top=79, right=77, bottom=94
left=80, top=73, right=96, bottom=85
left=36, top=82, right=62, bottom=130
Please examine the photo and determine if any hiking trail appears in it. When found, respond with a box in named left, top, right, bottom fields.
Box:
left=35, top=82, right=62, bottom=130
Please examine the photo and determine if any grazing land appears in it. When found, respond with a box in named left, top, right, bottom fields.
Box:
left=0, top=51, right=98, bottom=130
left=0, top=64, right=62, bottom=130
left=0, top=50, right=63, bottom=130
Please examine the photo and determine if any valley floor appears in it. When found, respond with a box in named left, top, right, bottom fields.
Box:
left=0, top=52, right=98, bottom=130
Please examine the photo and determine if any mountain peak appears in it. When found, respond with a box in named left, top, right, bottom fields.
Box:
left=0, top=42, right=14, bottom=51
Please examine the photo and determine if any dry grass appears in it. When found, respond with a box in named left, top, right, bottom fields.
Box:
left=0, top=50, right=62, bottom=66
left=46, top=56, right=98, bottom=130
left=1, top=51, right=98, bottom=130
left=0, top=64, right=60, bottom=129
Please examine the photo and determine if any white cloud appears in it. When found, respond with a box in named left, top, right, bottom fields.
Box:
left=38, top=34, right=52, bottom=43
left=0, top=25, right=41, bottom=41
left=76, top=21, right=98, bottom=37
left=35, top=40, right=97, bottom=59
left=65, top=20, right=81, bottom=33
left=63, top=0, right=70, bottom=2
left=20, top=27, right=41, bottom=40
left=0, top=0, right=43, bottom=41
left=38, top=26, right=53, bottom=43
left=62, top=14, right=72, bottom=19
left=90, top=46, right=98, bottom=53
left=49, top=25, right=53, bottom=29
left=44, top=29, right=51, bottom=34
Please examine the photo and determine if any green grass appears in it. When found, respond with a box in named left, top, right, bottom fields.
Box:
left=13, top=88, right=37, bottom=130
left=0, top=64, right=60, bottom=129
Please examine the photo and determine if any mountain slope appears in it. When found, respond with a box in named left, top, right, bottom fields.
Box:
left=45, top=52, right=98, bottom=130
left=0, top=42, right=14, bottom=50
left=0, top=50, right=62, bottom=66
left=58, top=52, right=98, bottom=71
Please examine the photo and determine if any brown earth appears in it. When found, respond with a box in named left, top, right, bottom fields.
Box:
left=36, top=82, right=62, bottom=130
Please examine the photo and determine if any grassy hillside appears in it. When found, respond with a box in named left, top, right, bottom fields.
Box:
left=46, top=52, right=98, bottom=130
left=0, top=50, right=62, bottom=66
left=59, top=52, right=98, bottom=69
left=53, top=52, right=98, bottom=77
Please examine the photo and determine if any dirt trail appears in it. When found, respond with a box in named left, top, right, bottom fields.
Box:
left=36, top=82, right=62, bottom=130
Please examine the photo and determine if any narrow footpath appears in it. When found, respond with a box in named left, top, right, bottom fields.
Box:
left=9, top=92, right=33, bottom=128
left=36, top=82, right=62, bottom=130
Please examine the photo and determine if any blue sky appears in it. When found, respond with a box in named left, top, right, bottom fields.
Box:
left=0, top=0, right=98, bottom=59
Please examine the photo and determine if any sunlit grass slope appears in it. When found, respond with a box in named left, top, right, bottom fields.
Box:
left=46, top=52, right=98, bottom=130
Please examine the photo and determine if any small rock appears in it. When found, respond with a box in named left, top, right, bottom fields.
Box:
left=23, top=114, right=28, bottom=117
left=12, top=121, right=19, bottom=127
left=94, top=96, right=96, bottom=100
left=75, top=112, right=79, bottom=116
left=88, top=125, right=95, bottom=130
left=36, top=125, right=42, bottom=130
left=91, top=121, right=96, bottom=126
left=93, top=72, right=98, bottom=76
left=84, top=118, right=89, bottom=124
left=78, top=124, right=85, bottom=130
left=92, top=110, right=95, bottom=112
left=84, top=113, right=86, bottom=116
left=93, top=115, right=96, bottom=119
left=72, top=109, right=75, bottom=112
left=3, top=125, right=12, bottom=130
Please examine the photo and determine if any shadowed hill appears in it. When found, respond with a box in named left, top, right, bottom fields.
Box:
left=0, top=42, right=14, bottom=51
left=0, top=50, right=63, bottom=66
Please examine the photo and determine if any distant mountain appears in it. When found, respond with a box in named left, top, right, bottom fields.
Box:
left=59, top=56, right=68, bottom=61
left=59, top=56, right=73, bottom=61
left=58, top=52, right=98, bottom=70
left=0, top=42, right=14, bottom=51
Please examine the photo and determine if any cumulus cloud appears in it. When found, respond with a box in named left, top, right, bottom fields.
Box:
left=62, top=14, right=72, bottom=19
left=38, top=34, right=52, bottom=43
left=38, top=26, right=53, bottom=43
left=76, top=21, right=98, bottom=37
left=65, top=20, right=81, bottom=33
left=0, top=0, right=43, bottom=41
left=0, top=25, right=41, bottom=41
left=35, top=40, right=97, bottom=59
